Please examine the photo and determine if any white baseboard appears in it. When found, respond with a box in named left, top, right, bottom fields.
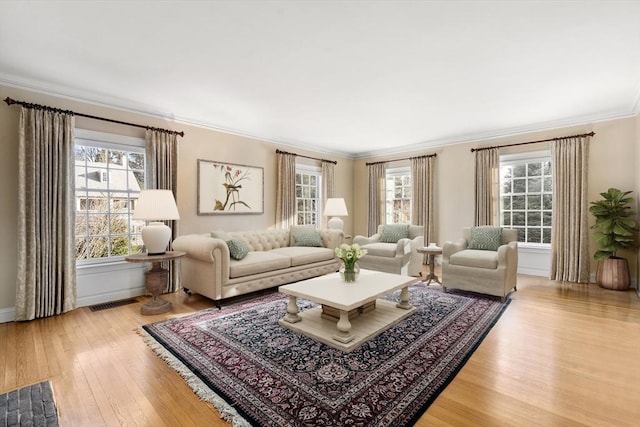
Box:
left=76, top=286, right=147, bottom=308
left=0, top=307, right=16, bottom=323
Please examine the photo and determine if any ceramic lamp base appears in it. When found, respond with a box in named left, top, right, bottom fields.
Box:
left=141, top=222, right=171, bottom=255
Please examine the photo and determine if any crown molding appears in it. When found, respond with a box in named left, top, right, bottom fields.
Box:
left=0, top=73, right=356, bottom=159
left=352, top=109, right=638, bottom=159
left=2, top=73, right=637, bottom=162
left=632, top=87, right=640, bottom=115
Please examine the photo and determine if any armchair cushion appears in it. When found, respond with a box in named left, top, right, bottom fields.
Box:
left=361, top=242, right=400, bottom=257
left=380, top=224, right=410, bottom=243
left=468, top=226, right=503, bottom=251
left=450, top=249, right=498, bottom=269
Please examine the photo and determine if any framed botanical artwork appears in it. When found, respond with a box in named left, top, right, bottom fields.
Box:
left=197, top=159, right=264, bottom=215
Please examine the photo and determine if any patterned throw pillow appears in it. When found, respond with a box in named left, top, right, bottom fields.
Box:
left=467, top=226, right=503, bottom=251
left=380, top=224, right=410, bottom=243
left=293, top=232, right=324, bottom=247
left=226, top=239, right=250, bottom=260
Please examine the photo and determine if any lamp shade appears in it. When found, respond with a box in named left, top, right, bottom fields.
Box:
left=133, top=190, right=180, bottom=255
left=133, top=190, right=180, bottom=221
left=323, top=198, right=348, bottom=217
left=324, top=198, right=348, bottom=230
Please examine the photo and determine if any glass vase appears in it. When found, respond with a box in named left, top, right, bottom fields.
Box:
left=339, top=262, right=360, bottom=283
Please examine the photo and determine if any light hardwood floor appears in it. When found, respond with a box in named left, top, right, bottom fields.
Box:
left=1, top=268, right=639, bottom=426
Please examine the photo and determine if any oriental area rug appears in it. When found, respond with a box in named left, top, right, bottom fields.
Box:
left=140, top=284, right=509, bottom=427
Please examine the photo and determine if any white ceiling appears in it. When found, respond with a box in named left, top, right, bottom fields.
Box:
left=1, top=1, right=639, bottom=158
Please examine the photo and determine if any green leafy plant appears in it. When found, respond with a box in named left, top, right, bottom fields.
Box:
left=589, top=188, right=637, bottom=260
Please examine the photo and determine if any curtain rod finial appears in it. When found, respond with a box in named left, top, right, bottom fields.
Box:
left=3, top=97, right=15, bottom=106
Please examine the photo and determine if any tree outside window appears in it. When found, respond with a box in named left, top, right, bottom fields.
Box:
left=75, top=143, right=145, bottom=262
left=500, top=153, right=552, bottom=244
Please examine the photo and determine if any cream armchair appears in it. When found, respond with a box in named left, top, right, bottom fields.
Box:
left=442, top=227, right=518, bottom=301
left=353, top=224, right=424, bottom=276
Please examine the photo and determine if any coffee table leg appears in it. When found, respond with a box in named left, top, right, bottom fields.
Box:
left=332, top=310, right=354, bottom=343
left=396, top=286, right=413, bottom=310
left=283, top=296, right=301, bottom=323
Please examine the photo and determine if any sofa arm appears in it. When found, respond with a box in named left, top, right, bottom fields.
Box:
left=319, top=229, right=344, bottom=249
left=172, top=234, right=230, bottom=263
left=443, top=238, right=468, bottom=261
left=396, top=238, right=413, bottom=256
left=353, top=233, right=380, bottom=246
left=497, top=241, right=518, bottom=269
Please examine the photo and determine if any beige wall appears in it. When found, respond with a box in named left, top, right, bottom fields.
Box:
left=0, top=85, right=353, bottom=311
left=0, top=83, right=637, bottom=312
left=354, top=117, right=639, bottom=281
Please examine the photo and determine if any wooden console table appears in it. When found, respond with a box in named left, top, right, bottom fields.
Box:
left=125, top=251, right=185, bottom=315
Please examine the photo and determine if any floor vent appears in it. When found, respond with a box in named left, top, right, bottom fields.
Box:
left=89, top=298, right=138, bottom=312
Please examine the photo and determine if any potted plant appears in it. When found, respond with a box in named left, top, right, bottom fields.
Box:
left=589, top=188, right=637, bottom=290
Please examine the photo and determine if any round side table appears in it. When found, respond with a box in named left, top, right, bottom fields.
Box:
left=416, top=245, right=442, bottom=285
left=125, top=251, right=186, bottom=315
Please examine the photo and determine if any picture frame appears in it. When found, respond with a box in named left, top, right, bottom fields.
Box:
left=197, top=159, right=264, bottom=215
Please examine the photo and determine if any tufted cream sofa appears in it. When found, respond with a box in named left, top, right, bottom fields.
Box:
left=172, top=226, right=343, bottom=306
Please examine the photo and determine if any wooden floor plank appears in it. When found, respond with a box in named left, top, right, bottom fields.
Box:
left=0, top=268, right=638, bottom=426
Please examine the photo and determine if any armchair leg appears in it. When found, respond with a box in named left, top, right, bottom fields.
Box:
left=514, top=284, right=518, bottom=291
left=442, top=286, right=447, bottom=293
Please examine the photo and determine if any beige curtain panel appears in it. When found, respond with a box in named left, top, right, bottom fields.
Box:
left=367, top=163, right=386, bottom=235
left=146, top=129, right=180, bottom=292
left=474, top=148, right=499, bottom=226
left=550, top=136, right=591, bottom=283
left=16, top=107, right=77, bottom=321
left=321, top=161, right=335, bottom=229
left=276, top=151, right=297, bottom=229
left=411, top=156, right=435, bottom=244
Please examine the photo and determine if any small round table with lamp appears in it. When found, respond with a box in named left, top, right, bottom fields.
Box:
left=125, top=251, right=185, bottom=315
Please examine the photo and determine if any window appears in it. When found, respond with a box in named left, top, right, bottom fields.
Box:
left=74, top=130, right=146, bottom=263
left=385, top=166, right=412, bottom=224
left=500, top=151, right=552, bottom=244
left=295, top=165, right=322, bottom=226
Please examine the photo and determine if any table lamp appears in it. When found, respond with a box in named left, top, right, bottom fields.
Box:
left=324, top=198, right=348, bottom=230
left=133, top=189, right=180, bottom=255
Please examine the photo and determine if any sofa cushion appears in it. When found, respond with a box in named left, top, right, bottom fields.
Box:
left=229, top=251, right=291, bottom=278
left=468, top=226, right=503, bottom=251
left=226, top=239, right=250, bottom=260
left=380, top=224, right=410, bottom=243
left=449, top=249, right=499, bottom=269
left=292, top=231, right=324, bottom=247
left=361, top=242, right=398, bottom=258
left=271, top=247, right=335, bottom=267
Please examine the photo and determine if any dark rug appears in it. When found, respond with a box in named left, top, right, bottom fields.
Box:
left=0, top=381, right=58, bottom=427
left=140, top=284, right=509, bottom=426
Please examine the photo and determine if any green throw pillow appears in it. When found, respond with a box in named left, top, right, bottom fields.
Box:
left=210, top=229, right=232, bottom=241
left=468, top=226, right=503, bottom=251
left=380, top=224, right=410, bottom=243
left=226, top=239, right=250, bottom=260
left=293, top=232, right=324, bottom=247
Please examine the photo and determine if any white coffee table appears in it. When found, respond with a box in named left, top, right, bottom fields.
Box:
left=278, top=269, right=418, bottom=352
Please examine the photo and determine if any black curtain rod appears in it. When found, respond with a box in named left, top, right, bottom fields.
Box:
left=365, top=152, right=437, bottom=166
left=276, top=148, right=337, bottom=165
left=4, top=97, right=185, bottom=137
left=470, top=131, right=595, bottom=153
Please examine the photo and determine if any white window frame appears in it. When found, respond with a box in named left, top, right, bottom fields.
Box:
left=74, top=129, right=146, bottom=266
left=499, top=150, right=552, bottom=247
left=385, top=166, right=412, bottom=224
left=295, top=164, right=323, bottom=227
